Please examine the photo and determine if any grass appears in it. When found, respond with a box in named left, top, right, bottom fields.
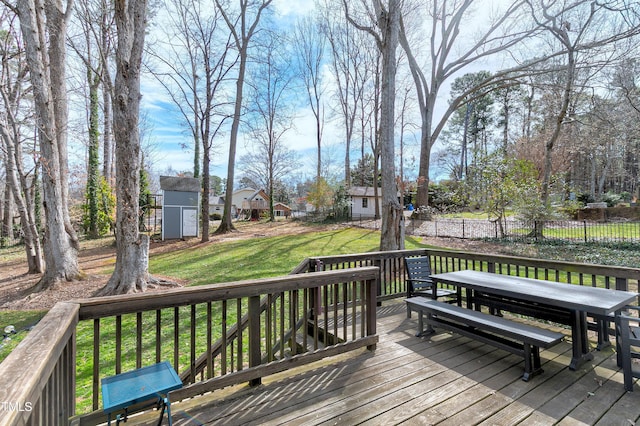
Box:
left=0, top=310, right=47, bottom=362
left=2, top=222, right=638, bottom=414
left=34, top=226, right=428, bottom=414
left=150, top=226, right=427, bottom=285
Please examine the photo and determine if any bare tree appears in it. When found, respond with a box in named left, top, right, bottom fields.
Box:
left=243, top=31, right=297, bottom=221
left=148, top=0, right=236, bottom=241
left=345, top=0, right=404, bottom=251
left=0, top=10, right=43, bottom=272
left=214, top=0, right=273, bottom=234
left=398, top=0, right=536, bottom=208
left=292, top=15, right=325, bottom=181
left=525, top=0, right=640, bottom=205
left=10, top=0, right=82, bottom=290
left=321, top=1, right=369, bottom=187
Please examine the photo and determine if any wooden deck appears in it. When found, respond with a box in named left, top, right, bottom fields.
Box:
left=131, top=301, right=640, bottom=425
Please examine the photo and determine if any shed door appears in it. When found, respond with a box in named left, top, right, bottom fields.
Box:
left=182, top=208, right=198, bottom=237
left=164, top=207, right=181, bottom=239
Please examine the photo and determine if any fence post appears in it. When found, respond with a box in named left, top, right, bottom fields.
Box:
left=583, top=220, right=587, bottom=243
left=462, top=219, right=465, bottom=239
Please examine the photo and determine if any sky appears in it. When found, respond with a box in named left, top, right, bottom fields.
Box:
left=140, top=0, right=456, bottom=187
left=142, top=0, right=340, bottom=184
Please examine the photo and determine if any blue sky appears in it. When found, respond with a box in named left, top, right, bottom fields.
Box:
left=141, top=0, right=437, bottom=185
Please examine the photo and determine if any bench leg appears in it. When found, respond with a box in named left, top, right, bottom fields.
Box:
left=416, top=311, right=435, bottom=337
left=522, top=344, right=544, bottom=382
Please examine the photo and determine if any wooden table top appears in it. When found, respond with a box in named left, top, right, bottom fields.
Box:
left=431, top=270, right=637, bottom=316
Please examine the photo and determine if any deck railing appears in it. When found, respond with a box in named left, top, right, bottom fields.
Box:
left=301, top=248, right=640, bottom=298
left=2, top=248, right=639, bottom=425
left=0, top=267, right=379, bottom=425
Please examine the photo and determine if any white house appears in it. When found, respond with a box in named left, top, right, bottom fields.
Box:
left=347, top=186, right=402, bottom=219
left=347, top=186, right=382, bottom=219
left=209, top=188, right=270, bottom=220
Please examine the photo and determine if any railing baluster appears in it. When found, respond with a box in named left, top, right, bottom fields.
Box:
left=333, top=283, right=339, bottom=341
left=237, top=298, right=242, bottom=371
left=115, top=315, right=122, bottom=374
left=93, top=318, right=100, bottom=410
left=352, top=281, right=357, bottom=340
left=156, top=310, right=161, bottom=363
left=266, top=294, right=273, bottom=361
left=136, top=312, right=142, bottom=369
left=206, top=302, right=212, bottom=379
left=302, top=288, right=308, bottom=351
left=174, top=307, right=179, bottom=372
left=190, top=304, right=196, bottom=383
left=222, top=300, right=227, bottom=375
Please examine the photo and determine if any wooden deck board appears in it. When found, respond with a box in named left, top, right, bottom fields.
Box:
left=128, top=301, right=639, bottom=426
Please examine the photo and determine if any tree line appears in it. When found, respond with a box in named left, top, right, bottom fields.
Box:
left=0, top=0, right=639, bottom=294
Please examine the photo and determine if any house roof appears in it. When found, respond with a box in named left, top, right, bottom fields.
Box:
left=160, top=176, right=201, bottom=192
left=347, top=186, right=401, bottom=197
left=347, top=186, right=381, bottom=197
left=274, top=202, right=291, bottom=210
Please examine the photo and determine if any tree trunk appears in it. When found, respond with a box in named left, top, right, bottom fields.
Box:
left=378, top=0, right=403, bottom=251
left=201, top=146, right=210, bottom=242
left=103, top=80, right=113, bottom=183
left=99, top=0, right=168, bottom=295
left=2, top=160, right=12, bottom=243
left=17, top=0, right=81, bottom=290
left=215, top=0, right=271, bottom=234
left=216, top=53, right=243, bottom=234
left=1, top=124, right=44, bottom=273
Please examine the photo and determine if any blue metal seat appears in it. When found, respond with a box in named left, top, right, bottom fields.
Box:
left=102, top=361, right=183, bottom=425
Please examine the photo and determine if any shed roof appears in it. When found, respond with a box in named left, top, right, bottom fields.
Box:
left=347, top=186, right=381, bottom=197
left=160, top=176, right=201, bottom=192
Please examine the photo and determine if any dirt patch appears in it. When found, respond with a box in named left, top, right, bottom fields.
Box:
left=0, top=221, right=342, bottom=311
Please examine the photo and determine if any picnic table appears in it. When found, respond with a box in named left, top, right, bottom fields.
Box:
left=430, top=270, right=638, bottom=370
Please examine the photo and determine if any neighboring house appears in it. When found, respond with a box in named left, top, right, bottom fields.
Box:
left=347, top=186, right=400, bottom=219
left=208, top=196, right=225, bottom=217
left=274, top=202, right=292, bottom=218
left=209, top=188, right=270, bottom=220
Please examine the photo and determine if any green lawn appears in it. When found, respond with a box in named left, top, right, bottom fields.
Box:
left=150, top=226, right=427, bottom=285
left=0, top=310, right=47, bottom=362
left=0, top=226, right=428, bottom=366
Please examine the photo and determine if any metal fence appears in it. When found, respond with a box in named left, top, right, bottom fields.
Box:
left=409, top=218, right=640, bottom=244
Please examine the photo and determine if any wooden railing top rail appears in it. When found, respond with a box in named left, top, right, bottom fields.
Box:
left=308, top=248, right=640, bottom=281
left=308, top=249, right=426, bottom=265
left=289, top=257, right=312, bottom=274
left=76, top=267, right=380, bottom=320
left=426, top=248, right=640, bottom=280
left=0, top=302, right=79, bottom=425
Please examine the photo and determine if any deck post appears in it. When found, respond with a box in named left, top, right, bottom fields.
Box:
left=366, top=277, right=378, bottom=351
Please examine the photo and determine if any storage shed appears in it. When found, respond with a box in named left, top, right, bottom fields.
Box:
left=160, top=176, right=201, bottom=240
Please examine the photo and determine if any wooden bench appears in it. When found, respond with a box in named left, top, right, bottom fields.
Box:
left=406, top=297, right=565, bottom=381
